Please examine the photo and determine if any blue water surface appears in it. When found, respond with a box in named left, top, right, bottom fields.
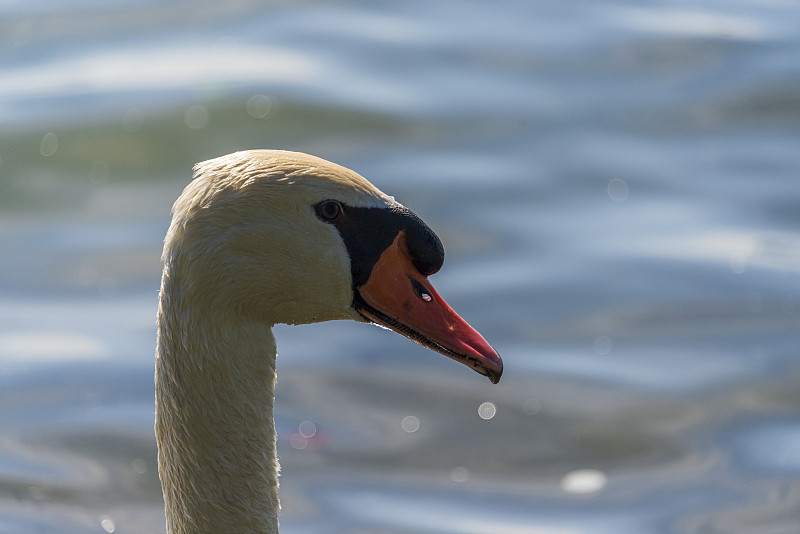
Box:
left=1, top=1, right=800, bottom=533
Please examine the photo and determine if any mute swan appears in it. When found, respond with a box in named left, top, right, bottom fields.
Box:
left=155, top=150, right=502, bottom=534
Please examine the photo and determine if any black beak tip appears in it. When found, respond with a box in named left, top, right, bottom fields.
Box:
left=484, top=363, right=503, bottom=384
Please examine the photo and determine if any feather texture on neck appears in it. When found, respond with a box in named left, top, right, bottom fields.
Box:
left=156, top=283, right=280, bottom=534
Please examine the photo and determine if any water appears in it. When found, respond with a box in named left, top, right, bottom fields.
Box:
left=2, top=1, right=800, bottom=532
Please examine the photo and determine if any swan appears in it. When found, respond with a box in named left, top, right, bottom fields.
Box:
left=155, top=150, right=502, bottom=534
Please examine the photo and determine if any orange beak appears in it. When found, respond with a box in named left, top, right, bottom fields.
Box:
left=355, top=232, right=503, bottom=383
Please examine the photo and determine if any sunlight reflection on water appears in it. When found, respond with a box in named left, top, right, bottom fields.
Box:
left=330, top=487, right=648, bottom=534
left=0, top=331, right=105, bottom=362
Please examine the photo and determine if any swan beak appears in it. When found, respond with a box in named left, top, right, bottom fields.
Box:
left=355, top=233, right=503, bottom=384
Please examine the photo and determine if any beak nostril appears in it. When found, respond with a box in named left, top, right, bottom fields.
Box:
left=410, top=277, right=433, bottom=303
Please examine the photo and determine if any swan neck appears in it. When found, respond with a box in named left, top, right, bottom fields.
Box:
left=156, top=294, right=280, bottom=534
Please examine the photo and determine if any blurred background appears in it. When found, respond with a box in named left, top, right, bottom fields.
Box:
left=2, top=1, right=800, bottom=533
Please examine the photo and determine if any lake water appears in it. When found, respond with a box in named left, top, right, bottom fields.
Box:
left=2, top=1, right=800, bottom=533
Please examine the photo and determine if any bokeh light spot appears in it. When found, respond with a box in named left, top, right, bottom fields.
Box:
left=290, top=434, right=308, bottom=450
left=449, top=466, right=470, bottom=483
left=298, top=420, right=317, bottom=438
left=478, top=401, right=496, bottom=420
left=560, top=468, right=608, bottom=494
left=184, top=105, right=209, bottom=130
left=607, top=178, right=629, bottom=202
left=522, top=397, right=541, bottom=416
left=100, top=516, right=116, bottom=533
left=40, top=132, right=58, bottom=157
left=593, top=335, right=613, bottom=355
left=246, top=94, right=273, bottom=119
left=401, top=415, right=420, bottom=433
left=131, top=458, right=147, bottom=474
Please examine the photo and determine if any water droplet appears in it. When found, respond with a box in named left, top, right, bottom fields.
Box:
left=478, top=401, right=496, bottom=420
left=298, top=420, right=317, bottom=438
left=100, top=516, right=116, bottom=533
left=449, top=466, right=470, bottom=483
left=401, top=415, right=420, bottom=433
left=40, top=132, right=58, bottom=157
left=560, top=468, right=607, bottom=494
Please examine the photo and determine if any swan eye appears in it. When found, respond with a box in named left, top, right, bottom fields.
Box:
left=315, top=200, right=343, bottom=222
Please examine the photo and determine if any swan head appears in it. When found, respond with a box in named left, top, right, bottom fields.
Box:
left=163, top=150, right=502, bottom=383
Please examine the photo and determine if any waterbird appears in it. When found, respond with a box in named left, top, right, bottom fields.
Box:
left=155, top=150, right=502, bottom=533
